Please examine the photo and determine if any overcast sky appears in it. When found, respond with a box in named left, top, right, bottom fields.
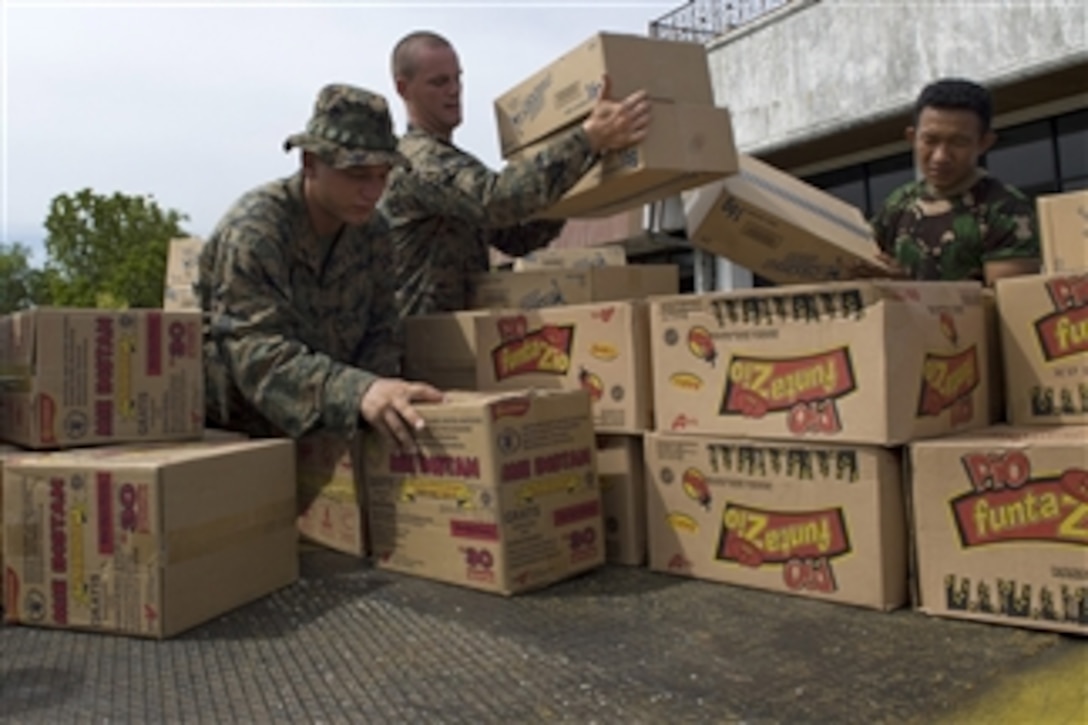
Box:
left=2, top=0, right=679, bottom=263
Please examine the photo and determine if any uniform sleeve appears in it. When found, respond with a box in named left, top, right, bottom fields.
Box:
left=869, top=192, right=903, bottom=256
left=424, top=127, right=596, bottom=229
left=485, top=219, right=567, bottom=258
left=208, top=223, right=377, bottom=438
left=981, top=188, right=1041, bottom=262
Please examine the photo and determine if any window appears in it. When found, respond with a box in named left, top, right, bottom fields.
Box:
left=867, top=153, right=915, bottom=215
left=1057, top=109, right=1088, bottom=189
left=804, top=166, right=868, bottom=212
left=984, top=120, right=1058, bottom=198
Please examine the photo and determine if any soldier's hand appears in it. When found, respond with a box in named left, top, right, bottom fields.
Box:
left=360, top=378, right=444, bottom=453
left=582, top=74, right=651, bottom=154
left=849, top=252, right=909, bottom=280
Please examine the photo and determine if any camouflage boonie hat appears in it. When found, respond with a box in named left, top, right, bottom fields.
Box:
left=284, top=84, right=409, bottom=169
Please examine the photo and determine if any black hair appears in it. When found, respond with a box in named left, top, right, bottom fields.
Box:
left=913, top=78, right=993, bottom=134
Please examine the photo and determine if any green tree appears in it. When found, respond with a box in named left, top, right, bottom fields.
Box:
left=0, top=242, right=51, bottom=314
left=42, top=189, right=189, bottom=308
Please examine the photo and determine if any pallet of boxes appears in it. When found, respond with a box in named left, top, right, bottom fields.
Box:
left=0, top=301, right=299, bottom=638
left=161, top=236, right=370, bottom=558
left=386, top=31, right=737, bottom=593
left=908, top=189, right=1088, bottom=635
left=643, top=151, right=996, bottom=613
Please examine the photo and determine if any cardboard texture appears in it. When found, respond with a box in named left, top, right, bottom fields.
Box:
left=982, top=289, right=1006, bottom=424
left=996, top=272, right=1088, bottom=426
left=2, top=438, right=299, bottom=638
left=649, top=281, right=990, bottom=446
left=519, top=103, right=737, bottom=220
left=0, top=444, right=21, bottom=603
left=365, top=389, right=603, bottom=595
left=683, top=154, right=892, bottom=285
left=296, top=433, right=368, bottom=557
left=645, top=432, right=908, bottom=611
left=470, top=264, right=678, bottom=311
left=495, top=32, right=713, bottom=157
left=164, top=237, right=205, bottom=288
left=1037, top=190, right=1088, bottom=273
left=163, top=237, right=204, bottom=312
left=163, top=285, right=200, bottom=313
left=513, top=244, right=628, bottom=271
left=597, top=434, right=646, bottom=566
left=0, top=308, right=204, bottom=449
left=910, top=425, right=1088, bottom=635
left=404, top=301, right=652, bottom=433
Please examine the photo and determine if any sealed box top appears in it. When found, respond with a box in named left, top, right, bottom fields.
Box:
left=911, top=423, right=1088, bottom=451
left=4, top=437, right=289, bottom=471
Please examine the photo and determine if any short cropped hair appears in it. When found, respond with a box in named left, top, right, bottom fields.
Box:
left=392, top=31, right=452, bottom=81
left=913, top=78, right=993, bottom=134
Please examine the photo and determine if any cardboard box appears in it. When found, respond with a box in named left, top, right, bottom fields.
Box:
left=0, top=443, right=20, bottom=604
left=650, top=281, right=989, bottom=446
left=163, top=285, right=199, bottom=312
left=164, top=237, right=204, bottom=288
left=982, top=289, right=1006, bottom=424
left=910, top=425, right=1088, bottom=635
left=405, top=301, right=652, bottom=433
left=495, top=32, right=713, bottom=157
left=403, top=311, right=480, bottom=392
left=683, top=154, right=893, bottom=285
left=2, top=438, right=298, bottom=638
left=520, top=103, right=737, bottom=220
left=365, top=389, right=603, bottom=595
left=645, top=432, right=907, bottom=610
left=471, top=264, right=678, bottom=311
left=513, top=244, right=627, bottom=271
left=996, top=272, right=1087, bottom=425
left=0, top=308, right=204, bottom=450
left=597, top=434, right=646, bottom=566
left=296, top=433, right=367, bottom=557
left=1037, top=190, right=1087, bottom=273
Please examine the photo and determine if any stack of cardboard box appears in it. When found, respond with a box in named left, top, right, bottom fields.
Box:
left=642, top=280, right=991, bottom=611
left=0, top=307, right=299, bottom=638
left=495, top=32, right=738, bottom=220
left=909, top=189, right=1088, bottom=635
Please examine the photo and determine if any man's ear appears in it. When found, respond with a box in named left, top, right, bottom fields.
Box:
left=979, top=129, right=997, bottom=155
left=395, top=76, right=409, bottom=99
left=301, top=151, right=318, bottom=178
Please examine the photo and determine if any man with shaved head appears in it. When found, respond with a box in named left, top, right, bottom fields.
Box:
left=380, top=30, right=653, bottom=318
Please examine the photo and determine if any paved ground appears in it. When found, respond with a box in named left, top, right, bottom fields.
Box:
left=1, top=550, right=1084, bottom=724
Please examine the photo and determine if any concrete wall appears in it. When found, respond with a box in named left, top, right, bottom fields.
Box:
left=707, top=0, right=1087, bottom=154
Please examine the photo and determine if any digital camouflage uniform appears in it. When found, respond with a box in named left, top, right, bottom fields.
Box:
left=380, top=125, right=598, bottom=318
left=870, top=171, right=1040, bottom=281
left=199, top=84, right=409, bottom=439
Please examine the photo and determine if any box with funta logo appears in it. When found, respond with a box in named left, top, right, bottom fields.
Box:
left=910, top=425, right=1088, bottom=635
left=649, top=281, right=991, bottom=446
left=363, top=389, right=603, bottom=595
left=995, top=271, right=1088, bottom=426
left=644, top=432, right=908, bottom=610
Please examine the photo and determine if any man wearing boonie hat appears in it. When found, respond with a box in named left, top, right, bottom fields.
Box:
left=198, top=83, right=442, bottom=453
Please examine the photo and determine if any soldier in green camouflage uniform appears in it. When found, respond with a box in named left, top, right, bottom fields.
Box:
left=381, top=31, right=652, bottom=318
left=199, top=84, right=442, bottom=449
left=869, top=78, right=1040, bottom=284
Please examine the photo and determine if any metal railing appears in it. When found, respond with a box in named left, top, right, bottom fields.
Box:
left=649, top=0, right=795, bottom=42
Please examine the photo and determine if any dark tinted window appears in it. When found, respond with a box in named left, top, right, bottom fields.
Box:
left=1057, top=109, right=1088, bottom=185
left=867, top=153, right=915, bottom=215
left=985, top=121, right=1058, bottom=198
left=804, top=166, right=867, bottom=211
